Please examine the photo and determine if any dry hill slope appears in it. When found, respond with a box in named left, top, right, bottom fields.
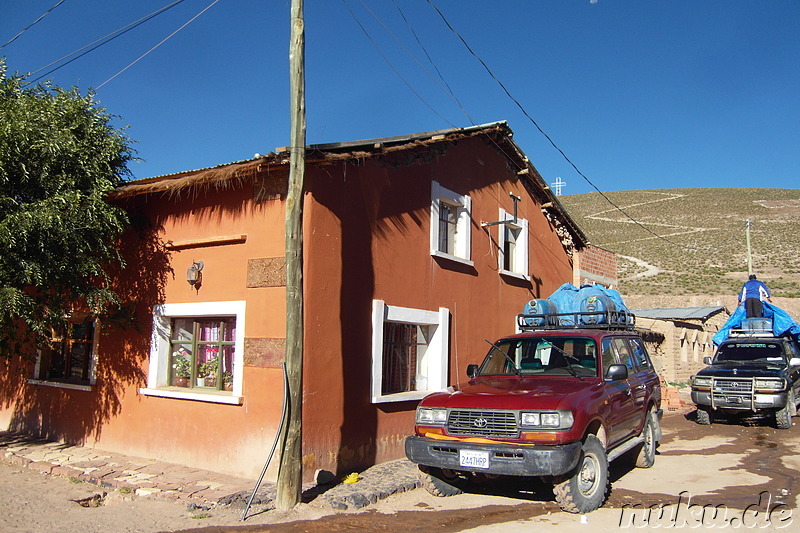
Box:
left=559, top=188, right=800, bottom=299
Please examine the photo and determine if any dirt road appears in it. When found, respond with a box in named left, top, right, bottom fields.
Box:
left=1, top=411, right=797, bottom=532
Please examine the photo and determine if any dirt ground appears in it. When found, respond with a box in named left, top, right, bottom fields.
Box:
left=2, top=410, right=798, bottom=532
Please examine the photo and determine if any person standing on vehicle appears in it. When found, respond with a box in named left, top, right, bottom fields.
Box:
left=738, top=274, right=772, bottom=318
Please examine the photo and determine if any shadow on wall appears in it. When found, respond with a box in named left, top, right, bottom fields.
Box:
left=0, top=215, right=172, bottom=444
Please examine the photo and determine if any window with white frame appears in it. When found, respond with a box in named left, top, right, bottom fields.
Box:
left=30, top=315, right=99, bottom=390
left=497, top=208, right=529, bottom=279
left=142, top=301, right=245, bottom=405
left=371, top=300, right=449, bottom=403
left=430, top=181, right=472, bottom=265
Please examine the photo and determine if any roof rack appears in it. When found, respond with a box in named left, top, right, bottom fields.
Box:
left=727, top=328, right=778, bottom=339
left=517, top=310, right=637, bottom=332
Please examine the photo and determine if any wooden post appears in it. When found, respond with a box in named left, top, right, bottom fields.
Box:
left=276, top=0, right=305, bottom=511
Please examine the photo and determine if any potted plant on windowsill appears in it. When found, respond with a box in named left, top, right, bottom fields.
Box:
left=172, top=350, right=191, bottom=387
left=198, top=356, right=219, bottom=388
left=222, top=371, right=233, bottom=391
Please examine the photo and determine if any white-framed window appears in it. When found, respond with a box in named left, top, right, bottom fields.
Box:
left=430, top=181, right=473, bottom=266
left=141, top=301, right=245, bottom=405
left=497, top=208, right=530, bottom=280
left=371, top=300, right=449, bottom=403
left=28, top=315, right=99, bottom=391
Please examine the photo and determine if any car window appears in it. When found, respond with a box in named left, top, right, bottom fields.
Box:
left=628, top=338, right=652, bottom=370
left=601, top=338, right=617, bottom=374
left=613, top=337, right=637, bottom=371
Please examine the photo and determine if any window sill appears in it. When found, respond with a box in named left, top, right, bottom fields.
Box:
left=430, top=250, right=474, bottom=267
left=500, top=270, right=531, bottom=282
left=139, top=387, right=243, bottom=405
left=27, top=379, right=93, bottom=391
left=372, top=390, right=431, bottom=404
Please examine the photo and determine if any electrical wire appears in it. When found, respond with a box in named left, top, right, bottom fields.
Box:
left=96, top=0, right=222, bottom=90
left=341, top=0, right=456, bottom=128
left=391, top=0, right=474, bottom=125
left=0, top=0, right=68, bottom=50
left=23, top=0, right=188, bottom=84
left=425, top=0, right=711, bottom=251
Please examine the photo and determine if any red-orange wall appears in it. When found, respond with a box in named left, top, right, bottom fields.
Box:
left=301, top=137, right=574, bottom=476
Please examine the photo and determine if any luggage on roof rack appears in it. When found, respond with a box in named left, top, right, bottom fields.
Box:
left=517, top=310, right=637, bottom=331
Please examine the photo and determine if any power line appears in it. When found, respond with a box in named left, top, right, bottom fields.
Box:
left=23, top=0, right=188, bottom=84
left=1, top=0, right=68, bottom=50
left=425, top=0, right=710, bottom=251
left=340, top=0, right=455, bottom=127
left=96, top=0, right=222, bottom=90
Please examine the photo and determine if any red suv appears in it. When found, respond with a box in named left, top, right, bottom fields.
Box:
left=405, top=313, right=662, bottom=513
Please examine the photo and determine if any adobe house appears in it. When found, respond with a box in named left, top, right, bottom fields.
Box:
left=631, top=306, right=728, bottom=383
left=0, top=122, right=587, bottom=481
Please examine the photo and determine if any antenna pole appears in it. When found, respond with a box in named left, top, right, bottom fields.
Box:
left=745, top=219, right=753, bottom=276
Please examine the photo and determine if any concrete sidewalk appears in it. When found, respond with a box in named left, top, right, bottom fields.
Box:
left=0, top=431, right=420, bottom=512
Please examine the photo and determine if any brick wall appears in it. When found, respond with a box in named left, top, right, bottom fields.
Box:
left=573, top=245, right=618, bottom=287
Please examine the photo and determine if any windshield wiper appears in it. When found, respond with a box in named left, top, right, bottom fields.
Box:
left=484, top=339, right=521, bottom=377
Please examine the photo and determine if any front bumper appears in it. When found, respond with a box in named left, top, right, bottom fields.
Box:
left=691, top=390, right=788, bottom=412
left=405, top=435, right=582, bottom=477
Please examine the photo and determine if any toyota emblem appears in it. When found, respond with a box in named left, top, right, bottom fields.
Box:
left=473, top=418, right=488, bottom=428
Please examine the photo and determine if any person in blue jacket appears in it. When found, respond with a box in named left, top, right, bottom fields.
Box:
left=738, top=274, right=772, bottom=318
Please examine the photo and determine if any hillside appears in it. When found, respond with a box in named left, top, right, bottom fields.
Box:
left=559, top=188, right=800, bottom=298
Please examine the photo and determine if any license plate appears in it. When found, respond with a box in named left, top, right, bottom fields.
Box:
left=727, top=396, right=743, bottom=404
left=459, top=449, right=489, bottom=469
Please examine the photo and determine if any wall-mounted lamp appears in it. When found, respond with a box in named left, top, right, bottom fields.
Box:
left=187, top=260, right=204, bottom=287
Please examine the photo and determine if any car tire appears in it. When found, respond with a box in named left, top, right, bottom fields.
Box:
left=553, top=435, right=609, bottom=513
left=696, top=408, right=712, bottom=425
left=776, top=389, right=794, bottom=430
left=418, top=465, right=466, bottom=497
left=634, top=412, right=657, bottom=468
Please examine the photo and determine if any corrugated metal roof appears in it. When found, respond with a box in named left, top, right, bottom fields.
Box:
left=631, top=306, right=725, bottom=320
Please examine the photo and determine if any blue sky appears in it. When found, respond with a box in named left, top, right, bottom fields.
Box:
left=2, top=0, right=799, bottom=195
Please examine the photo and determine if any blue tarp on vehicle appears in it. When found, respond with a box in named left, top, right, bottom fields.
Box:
left=540, top=283, right=630, bottom=325
left=713, top=303, right=800, bottom=345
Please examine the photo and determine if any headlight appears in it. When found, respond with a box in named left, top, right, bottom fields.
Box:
left=692, top=376, right=712, bottom=388
left=416, top=407, right=447, bottom=425
left=520, top=410, right=574, bottom=430
left=754, top=378, right=785, bottom=391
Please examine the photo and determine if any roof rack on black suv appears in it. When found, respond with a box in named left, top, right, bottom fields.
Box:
left=516, top=310, right=637, bottom=332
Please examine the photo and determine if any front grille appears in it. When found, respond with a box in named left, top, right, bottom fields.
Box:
left=447, top=410, right=519, bottom=438
left=712, top=379, right=753, bottom=393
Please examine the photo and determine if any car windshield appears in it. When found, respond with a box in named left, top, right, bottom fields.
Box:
left=478, top=337, right=598, bottom=377
left=714, top=342, right=786, bottom=363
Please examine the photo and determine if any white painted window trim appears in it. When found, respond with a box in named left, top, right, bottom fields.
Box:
left=140, top=301, right=245, bottom=405
left=28, top=319, right=100, bottom=391
left=430, top=181, right=473, bottom=266
left=371, top=300, right=450, bottom=404
left=497, top=208, right=530, bottom=281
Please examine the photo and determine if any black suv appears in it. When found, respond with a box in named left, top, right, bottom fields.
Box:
left=691, top=333, right=800, bottom=428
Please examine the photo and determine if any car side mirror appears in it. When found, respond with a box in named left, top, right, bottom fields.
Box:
left=605, top=364, right=628, bottom=381
left=466, top=364, right=479, bottom=378
left=703, top=356, right=713, bottom=365
left=790, top=358, right=800, bottom=367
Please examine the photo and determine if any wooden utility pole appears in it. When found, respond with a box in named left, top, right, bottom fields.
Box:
left=276, top=0, right=305, bottom=511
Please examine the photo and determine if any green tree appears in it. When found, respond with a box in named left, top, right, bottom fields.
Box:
left=0, top=61, right=135, bottom=355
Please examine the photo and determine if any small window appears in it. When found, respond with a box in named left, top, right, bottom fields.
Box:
left=35, top=317, right=98, bottom=386
left=169, top=317, right=235, bottom=391
left=497, top=208, right=530, bottom=279
left=371, top=301, right=449, bottom=403
left=430, top=182, right=472, bottom=265
left=143, top=301, right=245, bottom=404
